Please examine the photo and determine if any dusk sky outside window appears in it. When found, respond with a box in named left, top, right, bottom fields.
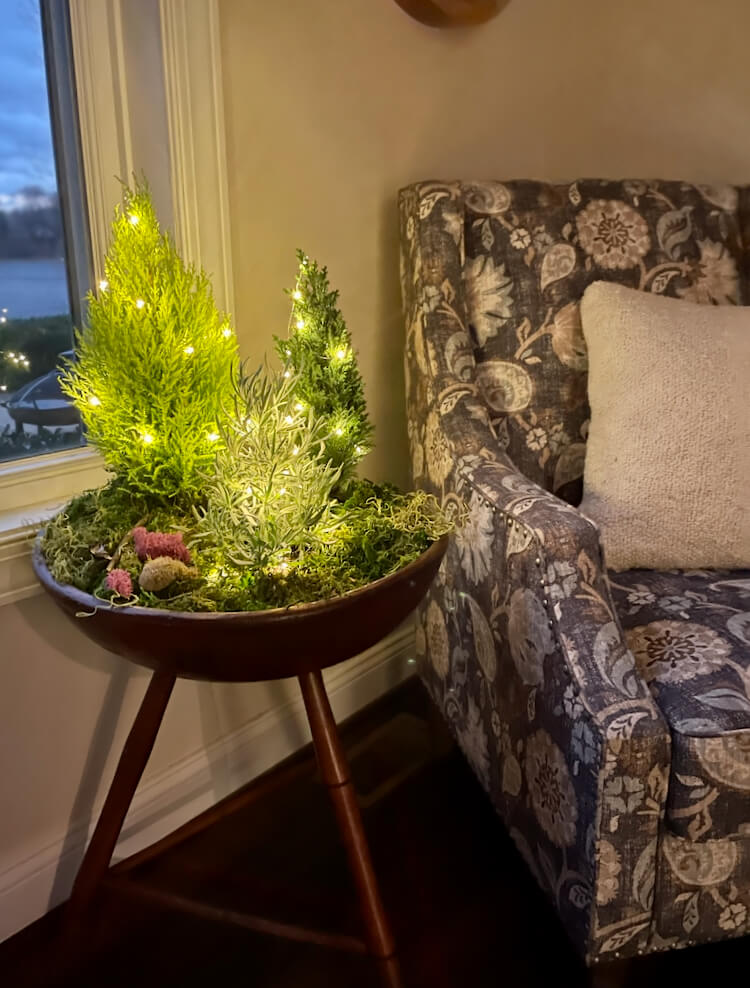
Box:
left=1, top=2, right=58, bottom=205
left=0, top=1, right=83, bottom=462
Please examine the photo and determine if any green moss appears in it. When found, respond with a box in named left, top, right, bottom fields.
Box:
left=41, top=478, right=451, bottom=612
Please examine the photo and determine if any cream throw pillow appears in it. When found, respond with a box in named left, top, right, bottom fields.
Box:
left=579, top=281, right=749, bottom=571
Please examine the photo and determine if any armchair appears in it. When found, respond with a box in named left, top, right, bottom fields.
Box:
left=399, top=179, right=750, bottom=966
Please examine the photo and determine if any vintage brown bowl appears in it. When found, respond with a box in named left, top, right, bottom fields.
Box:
left=32, top=535, right=448, bottom=683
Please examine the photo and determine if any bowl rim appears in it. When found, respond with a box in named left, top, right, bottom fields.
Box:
left=32, top=532, right=449, bottom=623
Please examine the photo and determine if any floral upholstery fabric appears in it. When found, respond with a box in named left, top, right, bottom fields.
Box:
left=654, top=831, right=750, bottom=943
left=456, top=179, right=745, bottom=500
left=610, top=569, right=750, bottom=843
left=399, top=179, right=750, bottom=965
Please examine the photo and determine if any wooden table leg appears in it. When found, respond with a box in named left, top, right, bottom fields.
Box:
left=298, top=669, right=396, bottom=960
left=66, top=666, right=176, bottom=924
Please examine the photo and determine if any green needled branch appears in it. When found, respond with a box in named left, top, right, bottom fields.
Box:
left=60, top=179, right=239, bottom=504
left=275, top=251, right=373, bottom=493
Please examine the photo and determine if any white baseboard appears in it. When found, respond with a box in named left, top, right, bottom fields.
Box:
left=0, top=624, right=416, bottom=943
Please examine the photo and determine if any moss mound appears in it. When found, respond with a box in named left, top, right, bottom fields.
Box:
left=42, top=479, right=450, bottom=612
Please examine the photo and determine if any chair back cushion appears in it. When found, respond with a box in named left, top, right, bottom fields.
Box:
left=458, top=179, right=746, bottom=499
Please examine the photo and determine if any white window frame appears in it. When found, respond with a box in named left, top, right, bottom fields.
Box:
left=0, top=0, right=234, bottom=604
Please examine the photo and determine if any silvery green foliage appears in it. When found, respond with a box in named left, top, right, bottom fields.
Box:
left=196, top=365, right=342, bottom=570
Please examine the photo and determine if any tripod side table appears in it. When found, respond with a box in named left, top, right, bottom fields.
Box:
left=33, top=535, right=447, bottom=963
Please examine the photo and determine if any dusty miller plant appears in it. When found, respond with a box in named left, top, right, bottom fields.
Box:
left=196, top=365, right=344, bottom=570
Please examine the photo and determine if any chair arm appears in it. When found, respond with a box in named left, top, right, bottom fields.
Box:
left=441, top=390, right=666, bottom=733
left=439, top=396, right=671, bottom=961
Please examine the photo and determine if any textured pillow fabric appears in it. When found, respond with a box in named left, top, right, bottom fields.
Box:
left=579, top=281, right=750, bottom=570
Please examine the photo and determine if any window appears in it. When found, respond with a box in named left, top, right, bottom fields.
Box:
left=0, top=0, right=232, bottom=533
left=0, top=0, right=91, bottom=464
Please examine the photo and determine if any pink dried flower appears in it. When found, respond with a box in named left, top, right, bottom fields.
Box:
left=106, top=568, right=133, bottom=598
left=132, top=526, right=191, bottom=564
left=132, top=526, right=149, bottom=559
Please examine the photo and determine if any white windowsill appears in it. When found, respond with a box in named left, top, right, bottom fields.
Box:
left=0, top=446, right=109, bottom=606
left=0, top=446, right=107, bottom=513
left=0, top=504, right=65, bottom=607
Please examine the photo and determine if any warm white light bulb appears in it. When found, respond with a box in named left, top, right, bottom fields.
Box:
left=99, top=279, right=109, bottom=291
left=245, top=485, right=253, bottom=495
left=294, top=402, right=303, bottom=412
left=335, top=427, right=343, bottom=436
left=184, top=345, right=194, bottom=355
left=295, top=319, right=305, bottom=330
left=355, top=445, right=363, bottom=455
left=88, top=395, right=101, bottom=407
left=0, top=317, right=6, bottom=324
left=142, top=432, right=154, bottom=444
left=292, top=290, right=302, bottom=301
left=335, top=348, right=346, bottom=360
left=207, top=432, right=219, bottom=441
left=285, top=348, right=291, bottom=357
left=222, top=327, right=231, bottom=338
left=284, top=414, right=293, bottom=424
left=283, top=370, right=291, bottom=378
left=282, top=468, right=290, bottom=476
left=135, top=298, right=145, bottom=309
left=129, top=213, right=139, bottom=225
left=0, top=385, right=6, bottom=392
left=292, top=446, right=299, bottom=455
left=279, top=487, right=287, bottom=495
left=8, top=352, right=14, bottom=358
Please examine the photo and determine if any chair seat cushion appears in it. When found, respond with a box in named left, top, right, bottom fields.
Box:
left=610, top=568, right=750, bottom=842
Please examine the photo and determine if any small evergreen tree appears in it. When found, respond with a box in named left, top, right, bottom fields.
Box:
left=275, top=252, right=373, bottom=490
left=61, top=181, right=238, bottom=503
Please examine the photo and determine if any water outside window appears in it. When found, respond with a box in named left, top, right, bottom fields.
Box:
left=0, top=1, right=84, bottom=463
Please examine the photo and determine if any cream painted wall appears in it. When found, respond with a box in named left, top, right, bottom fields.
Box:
left=220, top=0, right=750, bottom=488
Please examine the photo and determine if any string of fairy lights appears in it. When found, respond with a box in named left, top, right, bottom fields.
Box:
left=83, top=211, right=367, bottom=484
left=1, top=302, right=31, bottom=393
left=282, top=255, right=370, bottom=475
left=1, top=301, right=29, bottom=392
left=87, top=208, right=234, bottom=448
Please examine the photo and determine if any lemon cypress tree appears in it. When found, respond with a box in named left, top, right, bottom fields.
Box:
left=62, top=182, right=238, bottom=503
left=275, top=252, right=373, bottom=491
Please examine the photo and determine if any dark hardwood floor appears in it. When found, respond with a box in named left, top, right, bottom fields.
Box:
left=2, top=679, right=747, bottom=987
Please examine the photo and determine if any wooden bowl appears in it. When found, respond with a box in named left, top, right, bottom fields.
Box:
left=32, top=536, right=448, bottom=682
